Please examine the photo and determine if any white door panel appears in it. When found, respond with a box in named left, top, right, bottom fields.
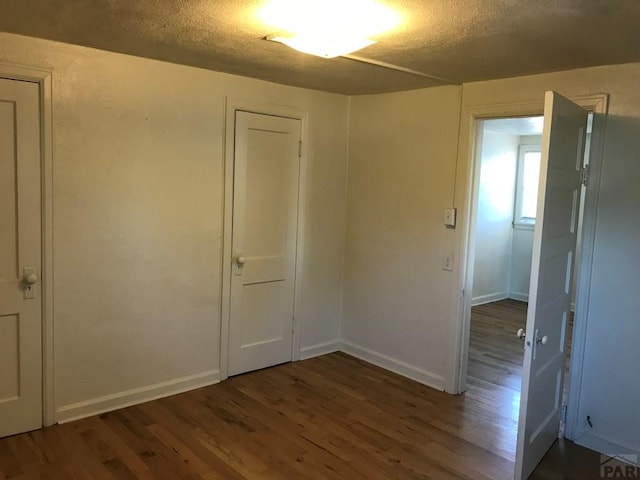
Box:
left=0, top=78, right=42, bottom=437
left=515, top=91, right=588, bottom=479
left=228, top=111, right=301, bottom=376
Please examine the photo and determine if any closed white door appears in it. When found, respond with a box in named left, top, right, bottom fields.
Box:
left=514, top=92, right=588, bottom=479
left=228, top=111, right=301, bottom=376
left=0, top=78, right=43, bottom=437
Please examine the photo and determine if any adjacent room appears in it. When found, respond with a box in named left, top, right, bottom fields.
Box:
left=1, top=1, right=639, bottom=479
left=465, top=115, right=589, bottom=464
left=467, top=116, right=545, bottom=459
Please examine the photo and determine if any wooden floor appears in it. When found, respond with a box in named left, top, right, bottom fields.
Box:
left=468, top=299, right=528, bottom=396
left=467, top=299, right=528, bottom=457
left=0, top=303, right=601, bottom=479
left=468, top=299, right=598, bottom=480
left=468, top=299, right=575, bottom=437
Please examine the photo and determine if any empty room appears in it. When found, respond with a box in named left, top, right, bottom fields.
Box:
left=0, top=1, right=639, bottom=479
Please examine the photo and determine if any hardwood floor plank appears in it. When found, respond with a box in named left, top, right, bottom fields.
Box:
left=0, top=306, right=599, bottom=479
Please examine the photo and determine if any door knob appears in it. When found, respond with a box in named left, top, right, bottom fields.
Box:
left=25, top=273, right=38, bottom=285
left=516, top=328, right=526, bottom=340
left=22, top=268, right=38, bottom=299
left=536, top=334, right=549, bottom=345
left=235, top=255, right=246, bottom=266
left=23, top=267, right=38, bottom=285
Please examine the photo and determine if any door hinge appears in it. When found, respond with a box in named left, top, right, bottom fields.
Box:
left=561, top=404, right=568, bottom=423
left=298, top=140, right=302, bottom=158
left=581, top=164, right=590, bottom=186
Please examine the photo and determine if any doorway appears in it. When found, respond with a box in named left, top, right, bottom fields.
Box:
left=221, top=101, right=308, bottom=380
left=0, top=77, right=43, bottom=437
left=227, top=111, right=302, bottom=376
left=464, top=111, right=592, bottom=462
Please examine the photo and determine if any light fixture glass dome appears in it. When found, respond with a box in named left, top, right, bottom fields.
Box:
left=260, top=0, right=400, bottom=58
left=267, top=33, right=376, bottom=58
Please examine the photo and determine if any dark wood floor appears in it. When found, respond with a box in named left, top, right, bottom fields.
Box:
left=466, top=300, right=526, bottom=464
left=468, top=299, right=528, bottom=396
left=468, top=299, right=599, bottom=480
left=0, top=305, right=602, bottom=479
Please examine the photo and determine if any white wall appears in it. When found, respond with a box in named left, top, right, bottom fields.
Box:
left=342, top=86, right=462, bottom=388
left=0, top=32, right=349, bottom=421
left=509, top=228, right=534, bottom=301
left=471, top=129, right=518, bottom=305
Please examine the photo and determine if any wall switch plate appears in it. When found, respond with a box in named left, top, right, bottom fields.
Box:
left=443, top=253, right=454, bottom=271
left=444, top=208, right=457, bottom=227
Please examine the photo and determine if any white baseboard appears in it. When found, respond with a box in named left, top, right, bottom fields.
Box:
left=471, top=292, right=509, bottom=306
left=575, top=432, right=639, bottom=462
left=299, top=340, right=341, bottom=360
left=508, top=292, right=529, bottom=303
left=56, top=341, right=448, bottom=424
left=339, top=341, right=445, bottom=391
left=56, top=370, right=220, bottom=424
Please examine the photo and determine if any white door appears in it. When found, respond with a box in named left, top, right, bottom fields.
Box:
left=0, top=78, right=43, bottom=437
left=228, top=111, right=301, bottom=376
left=514, top=92, right=588, bottom=479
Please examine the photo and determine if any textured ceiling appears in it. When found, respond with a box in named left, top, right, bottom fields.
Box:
left=1, top=1, right=639, bottom=95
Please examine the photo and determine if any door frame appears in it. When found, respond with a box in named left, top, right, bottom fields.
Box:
left=447, top=93, right=608, bottom=440
left=220, top=98, right=309, bottom=380
left=0, top=63, right=55, bottom=427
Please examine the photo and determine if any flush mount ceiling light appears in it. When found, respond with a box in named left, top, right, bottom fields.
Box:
left=259, top=0, right=400, bottom=58
left=266, top=33, right=376, bottom=59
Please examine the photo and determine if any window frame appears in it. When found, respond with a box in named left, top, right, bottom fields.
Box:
left=514, top=143, right=542, bottom=230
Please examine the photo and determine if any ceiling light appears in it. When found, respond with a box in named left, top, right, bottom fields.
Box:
left=267, top=33, right=376, bottom=59
left=259, top=0, right=400, bottom=58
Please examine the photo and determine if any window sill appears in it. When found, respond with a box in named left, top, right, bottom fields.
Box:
left=513, top=222, right=535, bottom=231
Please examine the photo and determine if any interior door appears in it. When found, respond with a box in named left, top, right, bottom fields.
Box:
left=228, top=111, right=301, bottom=376
left=514, top=92, right=588, bottom=479
left=0, top=77, right=43, bottom=437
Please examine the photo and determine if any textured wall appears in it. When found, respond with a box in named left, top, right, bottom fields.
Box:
left=342, top=86, right=462, bottom=387
left=472, top=129, right=518, bottom=304
left=0, top=32, right=349, bottom=419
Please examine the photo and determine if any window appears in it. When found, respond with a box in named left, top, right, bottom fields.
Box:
left=514, top=145, right=542, bottom=228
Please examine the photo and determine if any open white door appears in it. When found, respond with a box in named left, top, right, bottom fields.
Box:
left=228, top=111, right=301, bottom=376
left=0, top=78, right=43, bottom=437
left=514, top=92, right=588, bottom=479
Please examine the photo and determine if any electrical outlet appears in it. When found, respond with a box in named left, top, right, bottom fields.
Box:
left=444, top=208, right=457, bottom=227
left=443, top=253, right=454, bottom=271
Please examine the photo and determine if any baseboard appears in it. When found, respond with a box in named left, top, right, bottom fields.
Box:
left=471, top=292, right=508, bottom=306
left=575, top=432, right=639, bottom=463
left=300, top=340, right=341, bottom=360
left=508, top=292, right=529, bottom=303
left=339, top=341, right=445, bottom=391
left=56, top=370, right=220, bottom=424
